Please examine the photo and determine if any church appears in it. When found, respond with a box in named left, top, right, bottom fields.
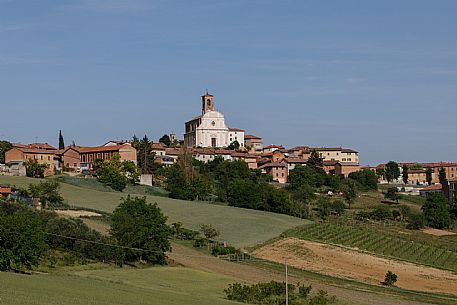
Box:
left=184, top=92, right=245, bottom=148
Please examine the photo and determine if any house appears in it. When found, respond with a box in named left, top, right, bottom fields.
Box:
left=0, top=185, right=12, bottom=200
left=262, top=145, right=285, bottom=154
left=244, top=135, right=263, bottom=152
left=57, top=144, right=137, bottom=171
left=314, top=147, right=359, bottom=164
left=443, top=178, right=457, bottom=205
left=419, top=184, right=443, bottom=197
left=151, top=142, right=168, bottom=156
left=5, top=146, right=56, bottom=176
left=259, top=162, right=288, bottom=184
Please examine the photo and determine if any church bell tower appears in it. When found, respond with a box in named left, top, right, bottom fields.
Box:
left=202, top=90, right=214, bottom=114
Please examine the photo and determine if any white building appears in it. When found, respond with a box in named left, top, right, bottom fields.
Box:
left=184, top=92, right=245, bottom=148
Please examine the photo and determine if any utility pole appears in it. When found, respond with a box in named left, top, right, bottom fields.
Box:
left=285, top=260, right=288, bottom=305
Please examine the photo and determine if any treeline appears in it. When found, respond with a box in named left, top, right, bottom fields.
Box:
left=0, top=196, right=171, bottom=272
left=159, top=152, right=378, bottom=218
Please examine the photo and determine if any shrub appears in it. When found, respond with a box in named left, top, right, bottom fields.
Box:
left=383, top=271, right=398, bottom=286
left=370, top=206, right=393, bottom=221
left=422, top=193, right=452, bottom=229
left=406, top=212, right=426, bottom=230
left=211, top=245, right=237, bottom=256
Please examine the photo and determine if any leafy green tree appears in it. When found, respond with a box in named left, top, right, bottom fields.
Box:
left=341, top=179, right=357, bottom=209
left=58, top=130, right=65, bottom=150
left=28, top=180, right=64, bottom=208
left=348, top=169, right=378, bottom=191
left=288, top=165, right=325, bottom=189
left=402, top=165, right=409, bottom=185
left=384, top=161, right=400, bottom=183
left=24, top=159, right=48, bottom=178
left=422, top=193, right=452, bottom=229
left=426, top=168, right=433, bottom=185
left=200, top=224, right=220, bottom=240
left=0, top=140, right=12, bottom=164
left=439, top=167, right=447, bottom=184
left=111, top=196, right=171, bottom=264
left=385, top=187, right=400, bottom=203
left=383, top=271, right=398, bottom=286
left=307, top=150, right=323, bottom=169
left=159, top=134, right=171, bottom=147
left=133, top=135, right=156, bottom=174
left=96, top=154, right=138, bottom=191
left=189, top=176, right=212, bottom=201
left=226, top=140, right=240, bottom=150
left=226, top=178, right=262, bottom=209
left=0, top=209, right=48, bottom=271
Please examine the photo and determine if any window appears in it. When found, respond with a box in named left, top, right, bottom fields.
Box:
left=48, top=156, right=51, bottom=160
left=347, top=158, right=351, bottom=161
left=41, top=156, right=43, bottom=160
left=74, top=163, right=77, bottom=167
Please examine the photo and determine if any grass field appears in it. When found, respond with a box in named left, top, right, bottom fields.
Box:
left=288, top=222, right=457, bottom=272
left=0, top=175, right=310, bottom=248
left=0, top=265, right=241, bottom=305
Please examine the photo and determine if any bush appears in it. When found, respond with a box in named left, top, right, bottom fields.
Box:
left=406, top=212, right=426, bottom=230
left=370, top=206, right=393, bottom=221
left=211, top=245, right=237, bottom=256
left=422, top=193, right=452, bottom=229
left=383, top=271, right=398, bottom=286
left=0, top=207, right=48, bottom=271
left=384, top=187, right=400, bottom=203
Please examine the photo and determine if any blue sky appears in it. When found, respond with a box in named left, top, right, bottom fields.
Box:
left=1, top=0, right=456, bottom=165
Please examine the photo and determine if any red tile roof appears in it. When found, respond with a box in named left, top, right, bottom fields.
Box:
left=229, top=128, right=245, bottom=132
left=244, top=134, right=262, bottom=140
left=259, top=162, right=287, bottom=169
left=421, top=184, right=442, bottom=191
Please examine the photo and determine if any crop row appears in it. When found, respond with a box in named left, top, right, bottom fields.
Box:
left=294, top=223, right=457, bottom=272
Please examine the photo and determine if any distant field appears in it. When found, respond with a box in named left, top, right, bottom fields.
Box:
left=0, top=266, right=240, bottom=305
left=288, top=222, right=457, bottom=272
left=0, top=176, right=310, bottom=247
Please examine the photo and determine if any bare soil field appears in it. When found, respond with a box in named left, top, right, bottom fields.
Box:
left=169, top=243, right=437, bottom=305
left=253, top=238, right=457, bottom=296
left=54, top=209, right=102, bottom=218
left=422, top=228, right=457, bottom=237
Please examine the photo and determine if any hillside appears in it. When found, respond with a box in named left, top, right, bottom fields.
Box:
left=0, top=176, right=310, bottom=247
left=0, top=266, right=241, bottom=305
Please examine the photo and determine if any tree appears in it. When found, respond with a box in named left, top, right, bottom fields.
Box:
left=348, top=169, right=378, bottom=191
left=96, top=154, right=138, bottom=191
left=439, top=167, right=447, bottom=184
left=384, top=161, right=400, bottom=183
left=385, top=187, right=400, bottom=203
left=58, top=130, right=65, bottom=150
left=341, top=179, right=357, bottom=209
left=0, top=210, right=48, bottom=271
left=402, top=165, right=409, bottom=185
left=111, top=196, right=171, bottom=264
left=426, top=168, right=433, bottom=185
left=200, top=224, right=220, bottom=240
left=422, top=193, right=452, bottom=229
left=0, top=140, right=12, bottom=164
left=28, top=180, right=64, bottom=208
left=159, top=134, right=171, bottom=147
left=133, top=135, right=157, bottom=175
left=226, top=140, right=240, bottom=150
left=307, top=150, right=323, bottom=169
left=383, top=271, right=398, bottom=286
left=24, top=159, right=48, bottom=178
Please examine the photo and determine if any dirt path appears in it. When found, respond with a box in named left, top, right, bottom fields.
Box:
left=253, top=238, right=457, bottom=296
left=169, top=242, right=438, bottom=305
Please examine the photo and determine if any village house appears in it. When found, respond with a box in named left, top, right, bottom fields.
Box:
left=5, top=144, right=57, bottom=177
left=258, top=162, right=288, bottom=184
left=0, top=185, right=12, bottom=200
left=244, top=135, right=263, bottom=152
left=57, top=143, right=137, bottom=172
left=443, top=178, right=457, bottom=204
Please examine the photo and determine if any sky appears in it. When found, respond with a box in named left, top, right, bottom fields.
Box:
left=0, top=0, right=456, bottom=165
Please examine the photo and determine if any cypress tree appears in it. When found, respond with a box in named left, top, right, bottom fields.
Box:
left=58, top=130, right=65, bottom=150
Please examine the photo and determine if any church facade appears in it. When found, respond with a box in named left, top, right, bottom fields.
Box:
left=184, top=92, right=245, bottom=148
